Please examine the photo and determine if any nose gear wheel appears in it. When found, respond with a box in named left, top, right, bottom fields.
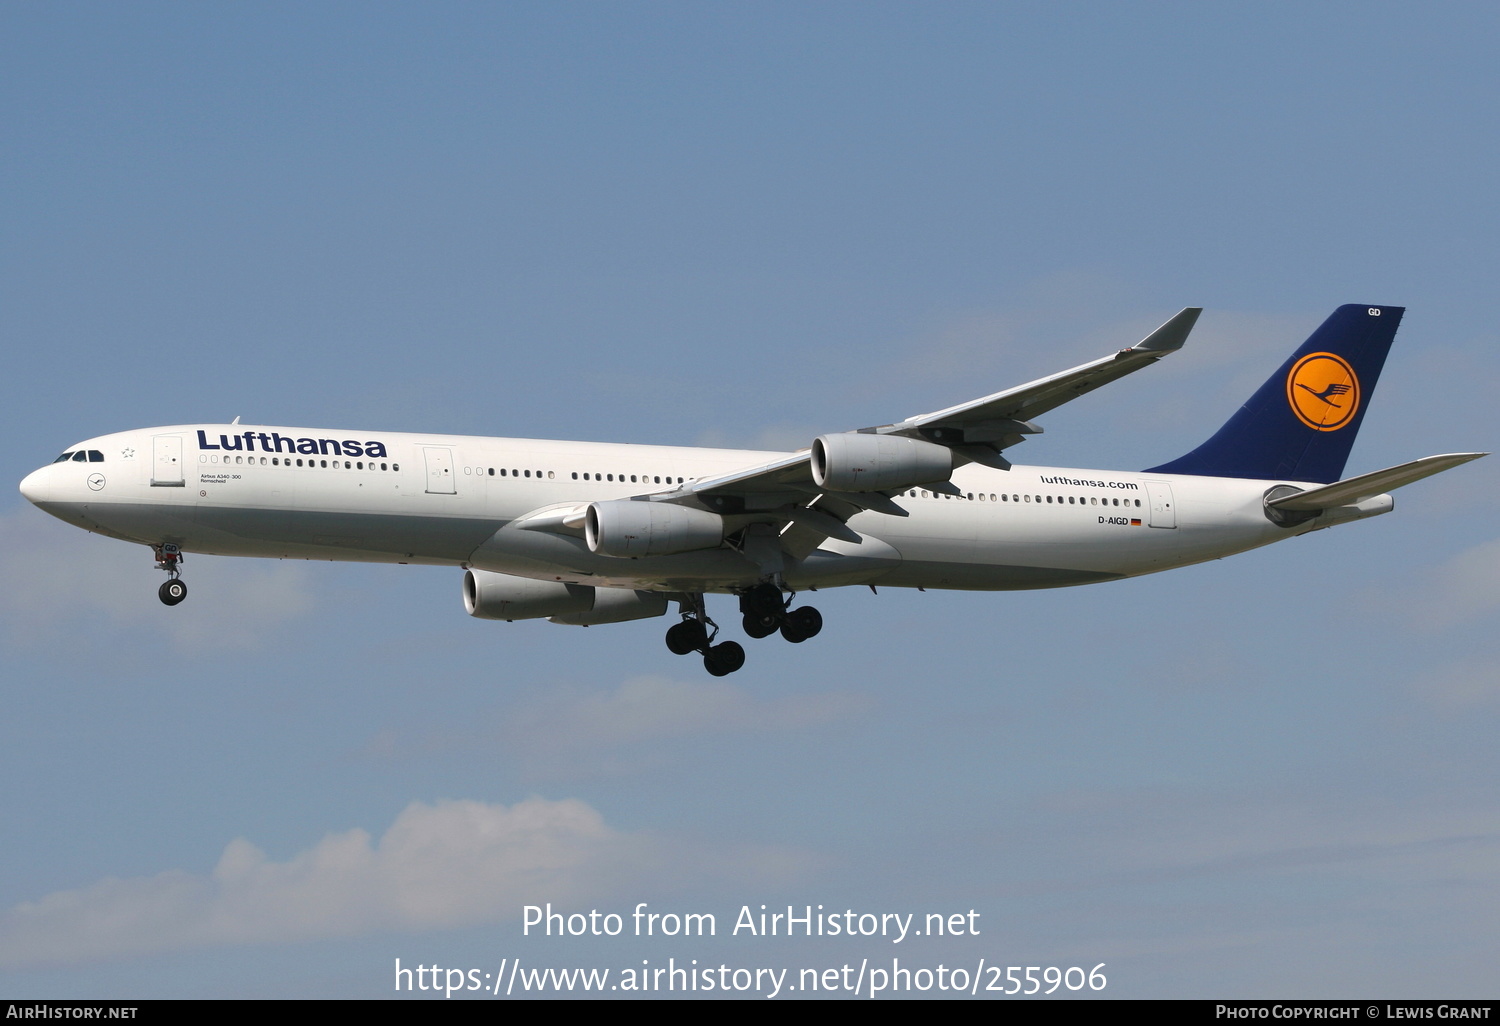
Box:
left=153, top=543, right=186, bottom=606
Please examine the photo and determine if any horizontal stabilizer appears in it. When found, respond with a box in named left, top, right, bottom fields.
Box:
left=1268, top=452, right=1487, bottom=511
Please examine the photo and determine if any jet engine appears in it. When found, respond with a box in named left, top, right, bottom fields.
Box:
left=585, top=500, right=724, bottom=557
left=464, top=570, right=592, bottom=620
left=463, top=570, right=668, bottom=624
left=550, top=586, right=669, bottom=625
left=811, top=432, right=954, bottom=492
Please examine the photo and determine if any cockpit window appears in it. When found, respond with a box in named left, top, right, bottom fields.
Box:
left=53, top=452, right=75, bottom=463
left=88, top=450, right=104, bottom=462
left=72, top=451, right=88, bottom=462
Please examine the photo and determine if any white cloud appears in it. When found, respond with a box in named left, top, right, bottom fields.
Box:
left=0, top=505, right=313, bottom=651
left=0, top=796, right=812, bottom=968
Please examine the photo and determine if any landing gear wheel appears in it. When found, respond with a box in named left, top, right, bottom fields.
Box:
left=703, top=641, right=746, bottom=676
left=740, top=582, right=785, bottom=619
left=789, top=605, right=821, bottom=637
left=158, top=579, right=187, bottom=606
left=781, top=605, right=822, bottom=643
left=742, top=612, right=778, bottom=639
left=666, top=619, right=708, bottom=655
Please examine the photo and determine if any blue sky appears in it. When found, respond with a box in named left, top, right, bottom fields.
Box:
left=2, top=1, right=1498, bottom=998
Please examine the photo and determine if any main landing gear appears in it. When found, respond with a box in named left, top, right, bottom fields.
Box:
left=664, top=585, right=824, bottom=676
left=665, top=595, right=745, bottom=677
left=154, top=543, right=187, bottom=606
left=739, top=582, right=822, bottom=644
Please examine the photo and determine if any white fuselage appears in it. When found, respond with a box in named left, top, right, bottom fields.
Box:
left=19, top=423, right=1351, bottom=596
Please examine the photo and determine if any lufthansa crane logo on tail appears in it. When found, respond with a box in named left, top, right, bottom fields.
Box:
left=1287, top=352, right=1360, bottom=431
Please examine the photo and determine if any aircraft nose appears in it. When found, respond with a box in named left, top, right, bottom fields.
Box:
left=19, top=466, right=53, bottom=505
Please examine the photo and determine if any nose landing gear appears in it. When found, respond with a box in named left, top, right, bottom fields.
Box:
left=154, top=544, right=186, bottom=606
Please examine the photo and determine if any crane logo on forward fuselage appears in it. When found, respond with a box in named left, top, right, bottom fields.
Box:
left=1286, top=352, right=1360, bottom=432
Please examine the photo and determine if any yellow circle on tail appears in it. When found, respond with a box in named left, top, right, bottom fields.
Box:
left=1286, top=352, right=1360, bottom=431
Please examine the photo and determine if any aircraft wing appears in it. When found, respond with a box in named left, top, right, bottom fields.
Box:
left=672, top=307, right=1201, bottom=499
left=869, top=306, right=1201, bottom=466
left=644, top=308, right=1202, bottom=554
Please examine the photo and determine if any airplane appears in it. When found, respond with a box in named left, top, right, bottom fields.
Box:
left=18, top=304, right=1485, bottom=676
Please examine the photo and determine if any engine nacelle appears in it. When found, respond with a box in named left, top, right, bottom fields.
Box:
left=585, top=500, right=724, bottom=557
left=463, top=570, right=593, bottom=620
left=811, top=432, right=954, bottom=492
left=463, top=570, right=670, bottom=624
left=550, top=588, right=669, bottom=625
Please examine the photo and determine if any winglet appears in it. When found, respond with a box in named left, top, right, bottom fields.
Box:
left=1130, top=307, right=1202, bottom=354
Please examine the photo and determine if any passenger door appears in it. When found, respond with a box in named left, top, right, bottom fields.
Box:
left=151, top=434, right=185, bottom=487
left=1144, top=480, right=1176, bottom=528
left=423, top=446, right=456, bottom=494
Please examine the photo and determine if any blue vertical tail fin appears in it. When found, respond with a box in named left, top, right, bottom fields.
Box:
left=1145, top=304, right=1402, bottom=483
